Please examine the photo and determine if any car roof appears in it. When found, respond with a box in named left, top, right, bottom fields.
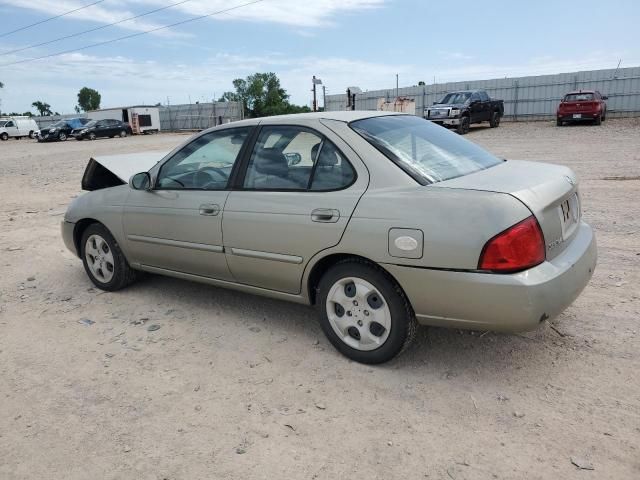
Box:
left=223, top=110, right=408, bottom=128
left=565, top=90, right=595, bottom=94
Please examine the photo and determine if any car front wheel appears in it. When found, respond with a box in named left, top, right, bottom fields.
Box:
left=456, top=116, right=470, bottom=135
left=1, top=132, right=9, bottom=141
left=81, top=223, right=138, bottom=291
left=317, top=260, right=417, bottom=364
left=58, top=132, right=67, bottom=141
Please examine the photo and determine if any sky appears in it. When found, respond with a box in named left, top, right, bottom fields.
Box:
left=0, top=0, right=639, bottom=114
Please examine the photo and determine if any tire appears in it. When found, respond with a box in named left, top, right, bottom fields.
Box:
left=556, top=118, right=563, bottom=127
left=489, top=111, right=501, bottom=128
left=119, top=130, right=127, bottom=138
left=0, top=132, right=8, bottom=141
left=58, top=132, right=67, bottom=141
left=88, top=132, right=96, bottom=140
left=594, top=115, right=602, bottom=126
left=456, top=116, right=470, bottom=135
left=316, top=259, right=417, bottom=364
left=76, top=137, right=83, bottom=141
left=29, top=131, right=35, bottom=139
left=80, top=223, right=138, bottom=291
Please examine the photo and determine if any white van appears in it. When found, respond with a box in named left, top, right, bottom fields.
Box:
left=0, top=116, right=39, bottom=140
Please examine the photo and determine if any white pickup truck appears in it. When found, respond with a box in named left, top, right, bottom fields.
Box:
left=0, top=116, right=39, bottom=140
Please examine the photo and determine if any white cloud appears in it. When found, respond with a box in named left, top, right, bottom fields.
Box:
left=2, top=0, right=385, bottom=35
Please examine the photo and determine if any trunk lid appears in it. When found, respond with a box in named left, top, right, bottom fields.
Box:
left=434, top=160, right=580, bottom=260
left=561, top=101, right=598, bottom=113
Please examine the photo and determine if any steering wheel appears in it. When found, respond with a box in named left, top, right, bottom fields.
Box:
left=194, top=166, right=229, bottom=188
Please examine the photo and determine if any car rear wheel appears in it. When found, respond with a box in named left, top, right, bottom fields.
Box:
left=119, top=130, right=127, bottom=138
left=81, top=223, right=138, bottom=291
left=489, top=111, right=500, bottom=128
left=1, top=132, right=9, bottom=141
left=456, top=116, right=470, bottom=135
left=317, top=260, right=417, bottom=364
left=58, top=132, right=67, bottom=141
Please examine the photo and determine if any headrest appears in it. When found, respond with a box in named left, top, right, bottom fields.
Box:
left=317, top=143, right=340, bottom=167
left=254, top=148, right=288, bottom=177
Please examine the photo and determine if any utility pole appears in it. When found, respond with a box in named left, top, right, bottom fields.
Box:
left=312, top=76, right=322, bottom=112
left=396, top=74, right=399, bottom=99
left=322, top=85, right=326, bottom=111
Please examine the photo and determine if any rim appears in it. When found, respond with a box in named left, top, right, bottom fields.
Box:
left=120, top=130, right=126, bottom=137
left=89, top=133, right=96, bottom=140
left=59, top=133, right=66, bottom=140
left=85, top=234, right=115, bottom=283
left=325, top=276, right=391, bottom=351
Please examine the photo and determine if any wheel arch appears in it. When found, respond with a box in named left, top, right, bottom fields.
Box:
left=73, top=218, right=102, bottom=256
left=306, top=252, right=410, bottom=309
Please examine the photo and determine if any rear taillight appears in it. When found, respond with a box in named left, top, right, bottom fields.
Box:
left=478, top=216, right=545, bottom=273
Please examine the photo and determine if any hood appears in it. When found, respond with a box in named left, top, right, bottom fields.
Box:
left=81, top=151, right=168, bottom=191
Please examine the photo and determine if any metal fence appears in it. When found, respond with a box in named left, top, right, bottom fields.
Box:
left=160, top=101, right=243, bottom=131
left=31, top=101, right=243, bottom=131
left=325, top=66, right=640, bottom=120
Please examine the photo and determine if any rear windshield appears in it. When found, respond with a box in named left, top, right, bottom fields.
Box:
left=350, top=115, right=502, bottom=184
left=564, top=93, right=594, bottom=101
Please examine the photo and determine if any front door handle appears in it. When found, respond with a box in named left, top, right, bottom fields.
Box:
left=311, top=208, right=340, bottom=223
left=199, top=204, right=220, bottom=216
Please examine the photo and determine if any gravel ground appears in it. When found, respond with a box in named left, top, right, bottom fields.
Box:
left=1, top=120, right=639, bottom=479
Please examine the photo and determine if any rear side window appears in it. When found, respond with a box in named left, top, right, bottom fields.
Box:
left=351, top=115, right=501, bottom=184
left=243, top=126, right=355, bottom=191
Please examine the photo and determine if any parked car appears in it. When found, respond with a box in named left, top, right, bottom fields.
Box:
left=557, top=90, right=607, bottom=126
left=36, top=117, right=91, bottom=142
left=425, top=90, right=504, bottom=134
left=72, top=119, right=132, bottom=140
left=0, top=116, right=39, bottom=140
left=61, top=112, right=596, bottom=364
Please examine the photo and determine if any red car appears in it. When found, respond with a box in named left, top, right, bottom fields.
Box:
left=557, top=90, right=608, bottom=126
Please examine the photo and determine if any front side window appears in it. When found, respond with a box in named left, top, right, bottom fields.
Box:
left=156, top=128, right=250, bottom=190
left=5, top=121, right=15, bottom=128
left=243, top=126, right=355, bottom=191
left=351, top=115, right=502, bottom=184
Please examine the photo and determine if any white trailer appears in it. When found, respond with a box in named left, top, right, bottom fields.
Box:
left=87, top=106, right=160, bottom=134
left=0, top=116, right=39, bottom=140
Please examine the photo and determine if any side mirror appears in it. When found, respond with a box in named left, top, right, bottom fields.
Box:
left=602, top=95, right=608, bottom=100
left=129, top=172, right=152, bottom=191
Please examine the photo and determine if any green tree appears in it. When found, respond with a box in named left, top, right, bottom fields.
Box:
left=31, top=101, right=53, bottom=116
left=77, top=87, right=101, bottom=112
left=218, top=72, right=310, bottom=118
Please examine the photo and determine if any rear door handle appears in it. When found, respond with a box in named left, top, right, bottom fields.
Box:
left=311, top=208, right=340, bottom=223
left=199, top=204, right=220, bottom=216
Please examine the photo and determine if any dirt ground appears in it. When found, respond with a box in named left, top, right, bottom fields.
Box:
left=1, top=119, right=639, bottom=480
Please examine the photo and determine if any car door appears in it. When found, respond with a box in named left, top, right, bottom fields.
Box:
left=468, top=92, right=483, bottom=122
left=222, top=123, right=368, bottom=294
left=122, top=126, right=253, bottom=280
left=4, top=120, right=18, bottom=137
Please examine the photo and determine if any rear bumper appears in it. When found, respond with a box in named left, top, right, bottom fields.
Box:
left=61, top=220, right=78, bottom=257
left=558, top=112, right=600, bottom=121
left=383, top=221, right=597, bottom=332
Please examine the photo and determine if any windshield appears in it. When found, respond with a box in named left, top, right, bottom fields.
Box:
left=84, top=120, right=97, bottom=128
left=50, top=120, right=66, bottom=128
left=438, top=92, right=471, bottom=104
left=351, top=115, right=502, bottom=184
left=564, top=93, right=594, bottom=101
